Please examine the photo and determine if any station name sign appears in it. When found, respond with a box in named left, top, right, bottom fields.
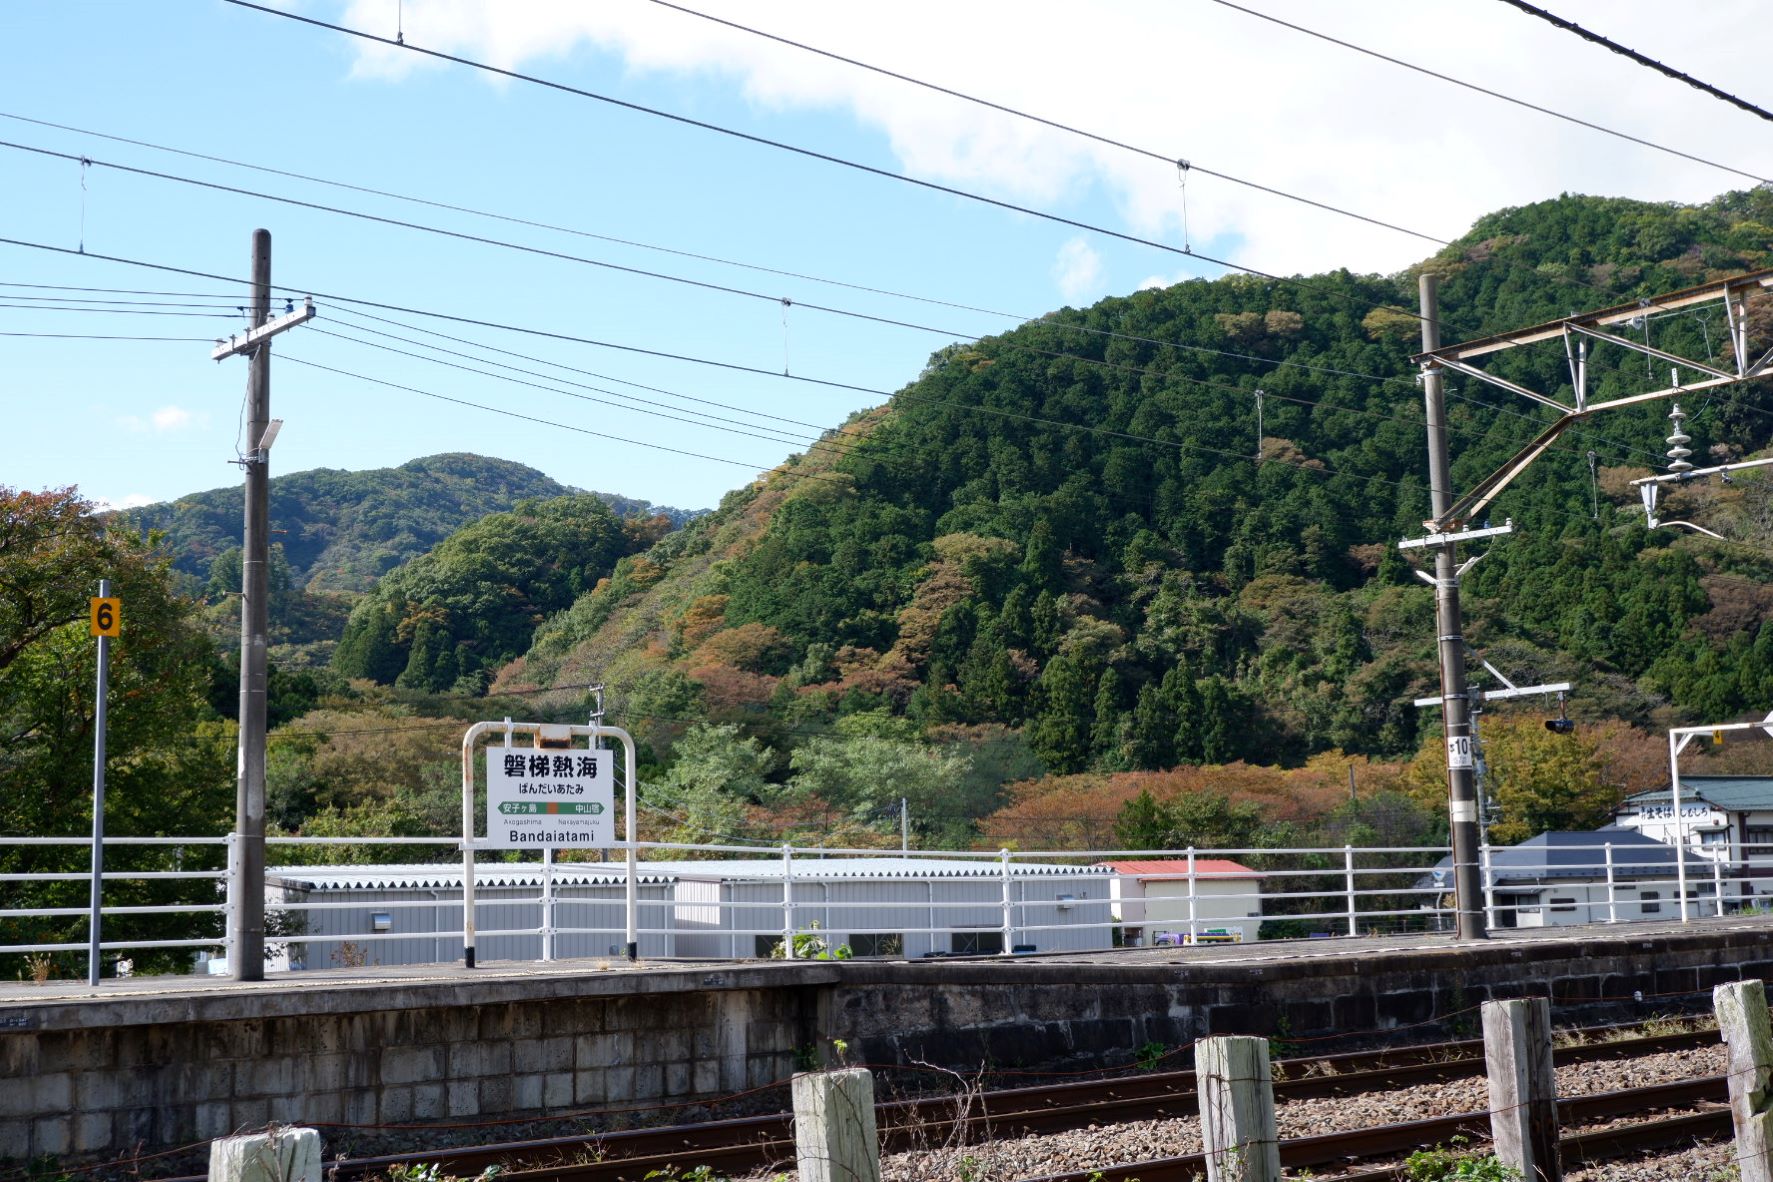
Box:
left=484, top=748, right=614, bottom=848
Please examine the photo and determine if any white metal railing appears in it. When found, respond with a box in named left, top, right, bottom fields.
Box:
left=6, top=833, right=1773, bottom=975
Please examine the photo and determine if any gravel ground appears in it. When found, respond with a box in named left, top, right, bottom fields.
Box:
left=839, top=1043, right=1730, bottom=1182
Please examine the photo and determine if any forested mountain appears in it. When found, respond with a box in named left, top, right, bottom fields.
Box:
left=333, top=494, right=668, bottom=694
left=117, top=452, right=700, bottom=593
left=500, top=190, right=1773, bottom=843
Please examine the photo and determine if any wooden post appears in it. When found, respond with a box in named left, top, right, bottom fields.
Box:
left=791, top=1068, right=880, bottom=1182
left=1196, top=1035, right=1280, bottom=1182
left=1715, top=980, right=1773, bottom=1182
left=1482, top=998, right=1561, bottom=1182
left=208, top=1127, right=322, bottom=1182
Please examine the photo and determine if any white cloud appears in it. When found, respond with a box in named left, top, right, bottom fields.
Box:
left=1052, top=238, right=1104, bottom=304
left=340, top=1, right=1773, bottom=280
left=93, top=493, right=155, bottom=512
left=118, top=405, right=203, bottom=434
left=152, top=406, right=194, bottom=431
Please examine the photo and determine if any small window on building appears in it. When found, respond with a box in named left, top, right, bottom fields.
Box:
left=371, top=912, right=393, bottom=932
left=754, top=934, right=782, bottom=958
left=1548, top=898, right=1577, bottom=912
left=1640, top=891, right=1661, bottom=914
left=951, top=930, right=1004, bottom=956
left=850, top=933, right=904, bottom=958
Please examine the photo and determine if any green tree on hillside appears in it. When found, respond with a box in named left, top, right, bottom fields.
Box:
left=334, top=495, right=636, bottom=693
left=0, top=486, right=234, bottom=975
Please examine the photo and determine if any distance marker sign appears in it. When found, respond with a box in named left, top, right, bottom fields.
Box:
left=485, top=748, right=613, bottom=848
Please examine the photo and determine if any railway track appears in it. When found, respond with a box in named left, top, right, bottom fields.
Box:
left=249, top=1020, right=1720, bottom=1182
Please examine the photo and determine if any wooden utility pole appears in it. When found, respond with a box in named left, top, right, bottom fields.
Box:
left=210, top=230, right=313, bottom=981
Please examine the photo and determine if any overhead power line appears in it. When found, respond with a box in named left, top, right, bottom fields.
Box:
left=218, top=0, right=1450, bottom=327
left=277, top=353, right=854, bottom=486
left=1206, top=0, right=1771, bottom=186
left=642, top=0, right=1447, bottom=245
left=0, top=237, right=1680, bottom=493
left=1495, top=0, right=1773, bottom=125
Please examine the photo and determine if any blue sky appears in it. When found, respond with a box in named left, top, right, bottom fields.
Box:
left=2, top=1, right=1766, bottom=511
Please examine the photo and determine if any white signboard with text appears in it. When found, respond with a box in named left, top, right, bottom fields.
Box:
left=484, top=747, right=613, bottom=848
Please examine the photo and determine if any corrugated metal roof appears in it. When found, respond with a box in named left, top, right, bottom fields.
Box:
left=623, top=857, right=1109, bottom=881
left=265, top=864, right=677, bottom=891
left=1422, top=830, right=1679, bottom=885
left=264, top=857, right=1106, bottom=890
left=1100, top=859, right=1262, bottom=879
left=1623, top=776, right=1773, bottom=811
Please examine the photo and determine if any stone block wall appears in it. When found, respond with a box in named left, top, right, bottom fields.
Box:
left=8, top=922, right=1773, bottom=1161
left=0, top=976, right=815, bottom=1160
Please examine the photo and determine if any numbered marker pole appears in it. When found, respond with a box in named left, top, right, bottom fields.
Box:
left=88, top=580, right=116, bottom=986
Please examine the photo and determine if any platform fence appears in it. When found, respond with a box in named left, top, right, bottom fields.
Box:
left=3, top=834, right=1770, bottom=976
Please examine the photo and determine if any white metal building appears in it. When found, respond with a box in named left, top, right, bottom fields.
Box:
left=263, top=863, right=677, bottom=970
left=656, top=857, right=1115, bottom=959
left=1102, top=859, right=1264, bottom=944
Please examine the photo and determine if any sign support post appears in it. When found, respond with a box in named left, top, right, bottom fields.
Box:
left=460, top=719, right=640, bottom=966
left=87, top=579, right=117, bottom=986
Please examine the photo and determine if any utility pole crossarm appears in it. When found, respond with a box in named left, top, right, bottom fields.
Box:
left=1413, top=269, right=1773, bottom=364
left=211, top=298, right=316, bottom=361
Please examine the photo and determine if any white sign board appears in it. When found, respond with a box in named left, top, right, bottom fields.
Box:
left=484, top=747, right=613, bottom=849
left=1446, top=735, right=1474, bottom=770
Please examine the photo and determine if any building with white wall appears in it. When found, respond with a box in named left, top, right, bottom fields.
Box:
left=663, top=858, right=1114, bottom=959
left=1613, top=776, right=1773, bottom=872
left=1422, top=830, right=1715, bottom=928
left=256, top=856, right=1113, bottom=967
left=1101, top=859, right=1263, bottom=944
left=262, top=863, right=677, bottom=970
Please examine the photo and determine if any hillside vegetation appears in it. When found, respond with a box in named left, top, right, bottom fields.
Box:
left=497, top=191, right=1773, bottom=849
left=119, top=452, right=699, bottom=593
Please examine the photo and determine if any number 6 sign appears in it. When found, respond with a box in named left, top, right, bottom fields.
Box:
left=90, top=597, right=120, bottom=638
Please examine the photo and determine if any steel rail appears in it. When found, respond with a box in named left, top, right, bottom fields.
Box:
left=143, top=1023, right=1713, bottom=1182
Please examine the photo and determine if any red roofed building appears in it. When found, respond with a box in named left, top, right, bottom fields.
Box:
left=1100, top=859, right=1265, bottom=946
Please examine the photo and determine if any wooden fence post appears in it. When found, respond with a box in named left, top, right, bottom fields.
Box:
left=791, top=1067, right=880, bottom=1182
left=1196, top=1035, right=1280, bottom=1182
left=208, top=1127, right=322, bottom=1182
left=1482, top=997, right=1560, bottom=1182
left=1716, top=979, right=1773, bottom=1182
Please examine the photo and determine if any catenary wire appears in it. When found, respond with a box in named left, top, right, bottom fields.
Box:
left=641, top=0, right=1447, bottom=245
left=1206, top=0, right=1771, bottom=185
left=1494, top=0, right=1773, bottom=125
